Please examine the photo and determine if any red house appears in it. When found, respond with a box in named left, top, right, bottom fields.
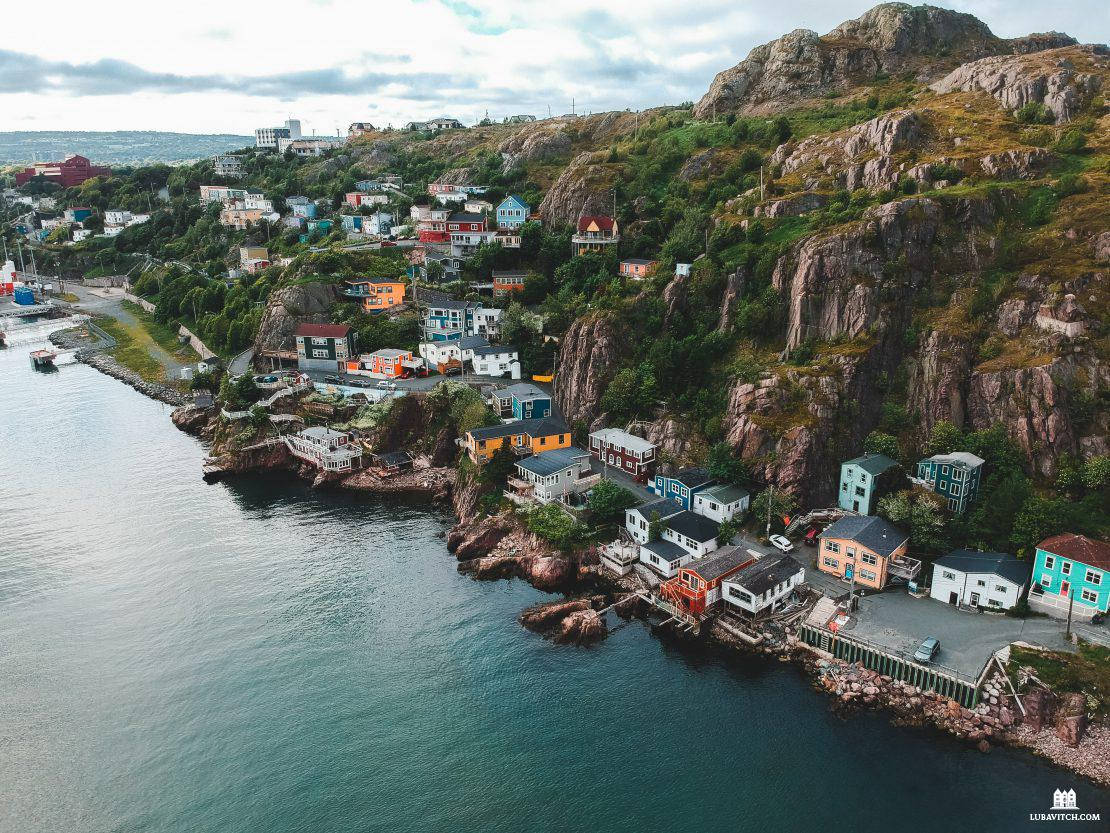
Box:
left=492, top=270, right=526, bottom=296
left=588, top=427, right=656, bottom=483
left=15, top=154, right=111, bottom=187
left=659, top=546, right=756, bottom=617
left=446, top=212, right=486, bottom=233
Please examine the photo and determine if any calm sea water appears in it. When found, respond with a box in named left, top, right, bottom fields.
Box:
left=1, top=335, right=1107, bottom=833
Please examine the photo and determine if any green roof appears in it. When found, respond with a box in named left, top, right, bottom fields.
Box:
left=843, top=452, right=899, bottom=476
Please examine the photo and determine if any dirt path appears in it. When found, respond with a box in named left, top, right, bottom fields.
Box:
left=69, top=285, right=190, bottom=378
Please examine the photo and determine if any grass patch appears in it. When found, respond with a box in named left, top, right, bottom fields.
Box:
left=93, top=315, right=168, bottom=383
left=120, top=300, right=199, bottom=362
left=1009, top=641, right=1110, bottom=717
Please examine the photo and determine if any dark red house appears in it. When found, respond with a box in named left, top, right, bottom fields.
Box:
left=588, top=427, right=657, bottom=483
left=659, top=546, right=756, bottom=617
left=446, top=212, right=486, bottom=233
left=15, top=155, right=111, bottom=187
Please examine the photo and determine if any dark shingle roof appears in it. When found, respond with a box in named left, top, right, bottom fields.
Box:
left=458, top=335, right=489, bottom=350
left=844, top=452, right=899, bottom=476
left=630, top=499, right=683, bottom=522
left=516, top=447, right=589, bottom=477
left=699, top=484, right=749, bottom=504
left=472, top=345, right=517, bottom=357
left=667, top=467, right=713, bottom=489
left=641, top=539, right=688, bottom=563
left=933, top=549, right=1031, bottom=586
left=820, top=515, right=908, bottom=558
left=685, top=546, right=755, bottom=581
left=468, top=417, right=569, bottom=442
left=727, top=553, right=804, bottom=595
left=665, top=510, right=719, bottom=544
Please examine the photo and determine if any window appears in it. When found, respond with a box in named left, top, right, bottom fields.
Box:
left=995, top=585, right=1008, bottom=593
left=729, top=586, right=752, bottom=604
left=1043, top=555, right=1055, bottom=569
left=855, top=487, right=865, bottom=497
left=1062, top=561, right=1071, bottom=576
left=822, top=556, right=839, bottom=569
left=861, top=553, right=877, bottom=566
left=1087, top=570, right=1102, bottom=585
left=312, top=349, right=328, bottom=358
left=943, top=571, right=955, bottom=580
left=1040, top=575, right=1052, bottom=587
left=1081, top=589, right=1098, bottom=604
left=859, top=569, right=877, bottom=582
left=842, top=482, right=848, bottom=492
left=988, top=599, right=1002, bottom=608
left=976, top=579, right=986, bottom=587
left=825, top=541, right=840, bottom=554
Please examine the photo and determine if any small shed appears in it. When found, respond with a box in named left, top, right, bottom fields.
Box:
left=372, top=450, right=414, bottom=475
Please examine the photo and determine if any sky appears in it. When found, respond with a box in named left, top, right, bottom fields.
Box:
left=2, top=0, right=1108, bottom=135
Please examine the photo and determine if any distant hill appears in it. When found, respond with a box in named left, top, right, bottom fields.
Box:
left=0, top=131, right=254, bottom=166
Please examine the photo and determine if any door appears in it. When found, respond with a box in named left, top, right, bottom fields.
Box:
left=1060, top=581, right=1070, bottom=597
left=948, top=591, right=958, bottom=605
left=970, top=593, right=980, bottom=606
left=852, top=500, right=860, bottom=512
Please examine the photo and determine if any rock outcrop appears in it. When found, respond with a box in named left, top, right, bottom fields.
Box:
left=553, top=313, right=627, bottom=428
left=537, top=151, right=613, bottom=226
left=519, top=598, right=608, bottom=645
left=252, top=282, right=341, bottom=354
left=498, top=125, right=572, bottom=171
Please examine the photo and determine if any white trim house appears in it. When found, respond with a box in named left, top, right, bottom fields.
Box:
left=692, top=484, right=750, bottom=524
left=723, top=553, right=806, bottom=617
left=929, top=549, right=1031, bottom=610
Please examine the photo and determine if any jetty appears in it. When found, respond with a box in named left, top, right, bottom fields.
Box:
left=29, top=349, right=57, bottom=368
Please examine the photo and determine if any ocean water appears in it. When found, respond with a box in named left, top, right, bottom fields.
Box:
left=0, top=339, right=1106, bottom=833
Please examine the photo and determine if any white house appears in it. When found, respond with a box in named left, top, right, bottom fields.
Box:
left=635, top=506, right=720, bottom=577
left=625, top=499, right=683, bottom=545
left=692, top=484, right=750, bottom=524
left=104, top=209, right=132, bottom=226
left=284, top=427, right=363, bottom=472
left=929, top=549, right=1031, bottom=610
left=508, top=447, right=596, bottom=504
left=723, top=553, right=805, bottom=617
left=472, top=307, right=502, bottom=339
left=418, top=341, right=462, bottom=369
left=639, top=538, right=698, bottom=578
left=471, top=345, right=520, bottom=379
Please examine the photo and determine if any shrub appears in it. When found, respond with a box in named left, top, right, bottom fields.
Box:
left=1052, top=130, right=1087, bottom=154
left=1015, top=102, right=1053, bottom=125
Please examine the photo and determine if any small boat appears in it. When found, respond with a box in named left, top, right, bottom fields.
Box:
left=29, top=349, right=57, bottom=369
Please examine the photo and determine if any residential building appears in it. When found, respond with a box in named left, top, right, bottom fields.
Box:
left=507, top=115, right=536, bottom=123
left=344, top=279, right=405, bottom=312
left=285, top=426, right=363, bottom=472
left=572, top=215, right=619, bottom=257
left=472, top=306, right=502, bottom=339
left=723, top=554, right=806, bottom=617
left=619, top=258, right=659, bottom=280
left=362, top=348, right=416, bottom=378
left=494, top=228, right=522, bottom=249
left=239, top=245, right=268, bottom=264
left=625, top=499, right=683, bottom=544
left=491, top=383, right=551, bottom=420
left=213, top=155, right=244, bottom=177
left=675, top=263, right=692, bottom=278
left=255, top=119, right=301, bottom=149
left=450, top=229, right=497, bottom=257
left=496, top=195, right=530, bottom=229
left=103, top=209, right=133, bottom=226
left=930, top=550, right=1031, bottom=610
left=588, top=427, right=656, bottom=483
left=692, top=484, right=750, bottom=524
left=219, top=207, right=269, bottom=230
left=422, top=296, right=479, bottom=341
left=347, top=122, right=376, bottom=138
left=660, top=546, right=758, bottom=617
left=14, top=154, right=110, bottom=187
left=463, top=417, right=571, bottom=464
left=640, top=510, right=720, bottom=577
left=294, top=323, right=357, bottom=373
left=493, top=270, right=527, bottom=297
left=345, top=192, right=390, bottom=209
left=838, top=452, right=901, bottom=515
left=464, top=198, right=494, bottom=214
left=1028, top=534, right=1110, bottom=620
left=817, top=515, right=916, bottom=590
left=638, top=539, right=697, bottom=578
left=507, top=447, right=596, bottom=504
left=341, top=212, right=392, bottom=236
left=471, top=345, right=520, bottom=379
left=651, top=467, right=715, bottom=510
left=200, top=185, right=245, bottom=204
left=64, top=207, right=93, bottom=223
left=915, top=451, right=984, bottom=514
left=277, top=137, right=342, bottom=157
left=414, top=206, right=452, bottom=243
left=426, top=117, right=464, bottom=130
left=243, top=258, right=270, bottom=275
left=289, top=197, right=318, bottom=219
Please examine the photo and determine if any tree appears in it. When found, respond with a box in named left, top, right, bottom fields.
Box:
left=586, top=480, right=640, bottom=525
left=717, top=517, right=741, bottom=545
left=1010, top=496, right=1074, bottom=556
left=480, top=444, right=517, bottom=487
left=878, top=488, right=949, bottom=554
left=647, top=510, right=664, bottom=541
left=524, top=503, right=588, bottom=551
left=750, top=488, right=798, bottom=534
left=923, top=420, right=962, bottom=457
left=706, top=442, right=749, bottom=487
left=863, top=431, right=900, bottom=461
left=600, top=362, right=659, bottom=422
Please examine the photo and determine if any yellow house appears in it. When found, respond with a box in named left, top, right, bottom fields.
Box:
left=817, top=515, right=911, bottom=590
left=345, top=279, right=406, bottom=312
left=464, top=418, right=571, bottom=464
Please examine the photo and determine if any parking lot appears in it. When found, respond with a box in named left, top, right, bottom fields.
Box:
left=844, top=590, right=1077, bottom=679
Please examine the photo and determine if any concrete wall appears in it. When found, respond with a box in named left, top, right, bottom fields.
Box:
left=178, top=324, right=217, bottom=360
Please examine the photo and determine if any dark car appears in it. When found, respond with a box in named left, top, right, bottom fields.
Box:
left=443, top=365, right=462, bottom=376
left=347, top=378, right=373, bottom=388
left=913, top=637, right=940, bottom=664
left=323, top=374, right=342, bottom=384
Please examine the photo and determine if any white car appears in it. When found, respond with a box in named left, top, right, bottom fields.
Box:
left=769, top=534, right=794, bottom=553
left=376, top=380, right=397, bottom=390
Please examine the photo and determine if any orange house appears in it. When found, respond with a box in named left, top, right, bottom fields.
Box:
left=659, top=546, right=756, bottom=617
left=492, top=270, right=527, bottom=297
left=817, top=516, right=910, bottom=590
left=345, top=279, right=406, bottom=312
left=619, top=258, right=659, bottom=280
left=464, top=417, right=571, bottom=464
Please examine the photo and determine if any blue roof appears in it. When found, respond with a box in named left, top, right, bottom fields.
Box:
left=516, top=447, right=589, bottom=477
left=498, top=195, right=529, bottom=211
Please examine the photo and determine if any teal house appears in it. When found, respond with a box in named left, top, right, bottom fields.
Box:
left=838, top=452, right=900, bottom=515
left=1028, top=534, right=1110, bottom=620
left=496, top=195, right=530, bottom=229
left=915, top=451, right=984, bottom=514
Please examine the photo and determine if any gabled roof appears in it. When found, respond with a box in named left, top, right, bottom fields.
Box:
left=467, top=417, right=569, bottom=442
left=665, top=510, right=719, bottom=544
left=295, top=323, right=351, bottom=338
left=621, top=257, right=657, bottom=265
left=726, top=553, right=805, bottom=595
left=699, top=484, right=750, bottom=505
left=844, top=452, right=900, bottom=476
left=457, top=335, right=490, bottom=350
left=820, top=515, right=908, bottom=558
left=498, top=194, right=529, bottom=210
left=921, top=451, right=985, bottom=470
left=629, top=499, right=683, bottom=522
left=933, top=550, right=1031, bottom=586
left=494, top=382, right=547, bottom=401
left=1038, top=534, right=1110, bottom=571
left=641, top=538, right=689, bottom=563
left=589, top=427, right=655, bottom=454
left=369, top=348, right=409, bottom=359
left=472, top=345, right=517, bottom=357
left=492, top=269, right=528, bottom=280
left=448, top=212, right=485, bottom=223
left=684, top=546, right=755, bottom=582
left=664, top=467, right=714, bottom=489
left=577, top=214, right=615, bottom=233
left=516, top=446, right=590, bottom=477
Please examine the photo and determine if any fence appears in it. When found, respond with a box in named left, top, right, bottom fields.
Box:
left=121, top=291, right=156, bottom=313
left=178, top=324, right=217, bottom=360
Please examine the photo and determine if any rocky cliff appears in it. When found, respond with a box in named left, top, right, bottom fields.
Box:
left=252, top=281, right=342, bottom=354
left=553, top=313, right=628, bottom=428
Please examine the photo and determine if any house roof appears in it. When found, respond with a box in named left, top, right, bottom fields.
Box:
left=370, top=348, right=408, bottom=359
left=933, top=550, right=1031, bottom=586
left=467, top=417, right=569, bottom=442
left=1038, top=534, right=1110, bottom=571
left=699, top=484, right=750, bottom=504
left=300, top=426, right=348, bottom=440
left=641, top=538, right=689, bottom=564
left=629, top=499, right=683, bottom=522
left=589, top=427, right=655, bottom=454
left=820, top=515, right=908, bottom=558
left=577, top=214, right=615, bottom=233
left=295, top=323, right=351, bottom=338
left=458, top=335, right=490, bottom=350
left=922, top=451, right=985, bottom=470
left=665, top=510, right=720, bottom=544
left=448, top=212, right=485, bottom=223
left=492, top=269, right=528, bottom=280
left=374, top=450, right=412, bottom=466
left=621, top=258, right=657, bottom=265
left=666, top=467, right=714, bottom=489
left=683, top=546, right=754, bottom=582
left=472, top=345, right=517, bottom=357
left=495, top=383, right=547, bottom=401
left=844, top=452, right=900, bottom=476
left=726, top=553, right=805, bottom=595
left=516, top=446, right=590, bottom=477
left=498, top=195, right=529, bottom=209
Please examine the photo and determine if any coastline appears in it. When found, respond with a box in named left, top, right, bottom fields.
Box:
left=50, top=327, right=187, bottom=406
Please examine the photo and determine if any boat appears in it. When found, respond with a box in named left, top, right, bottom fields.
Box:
left=29, top=349, right=57, bottom=369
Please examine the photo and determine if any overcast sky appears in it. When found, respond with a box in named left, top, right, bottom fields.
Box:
left=3, top=0, right=1107, bottom=135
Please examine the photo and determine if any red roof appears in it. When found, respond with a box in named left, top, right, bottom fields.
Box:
left=1039, top=534, right=1110, bottom=571
left=577, top=215, right=615, bottom=233
left=295, top=323, right=351, bottom=338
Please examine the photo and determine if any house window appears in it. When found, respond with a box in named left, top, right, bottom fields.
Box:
left=859, top=569, right=877, bottom=582
left=976, top=579, right=986, bottom=587
left=942, top=571, right=955, bottom=581
left=995, top=585, right=1008, bottom=593
left=312, top=349, right=328, bottom=358
left=1040, top=575, right=1052, bottom=587
left=1087, top=570, right=1102, bottom=585
left=861, top=553, right=877, bottom=566
left=822, top=556, right=839, bottom=569
left=1062, top=561, right=1071, bottom=575
left=1081, top=589, right=1098, bottom=604
left=825, top=541, right=840, bottom=554
left=1043, top=555, right=1054, bottom=569
left=855, top=487, right=865, bottom=497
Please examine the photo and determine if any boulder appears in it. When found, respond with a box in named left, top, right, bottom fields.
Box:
left=1054, top=692, right=1088, bottom=747
left=554, top=609, right=607, bottom=645
left=1023, top=687, right=1056, bottom=732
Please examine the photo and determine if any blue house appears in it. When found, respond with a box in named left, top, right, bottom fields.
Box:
left=492, top=383, right=551, bottom=420
left=1028, top=534, right=1110, bottom=620
left=496, top=195, right=530, bottom=229
left=650, top=467, right=715, bottom=510
left=422, top=296, right=484, bottom=342
left=838, top=452, right=900, bottom=515
left=915, top=451, right=984, bottom=514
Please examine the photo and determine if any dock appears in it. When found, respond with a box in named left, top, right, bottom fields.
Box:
left=29, top=349, right=57, bottom=368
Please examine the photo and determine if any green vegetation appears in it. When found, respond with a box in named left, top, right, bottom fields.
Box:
left=523, top=504, right=588, bottom=551
left=120, top=300, right=199, bottom=362
left=586, top=480, right=641, bottom=525
left=93, top=314, right=169, bottom=384
left=1009, top=642, right=1110, bottom=718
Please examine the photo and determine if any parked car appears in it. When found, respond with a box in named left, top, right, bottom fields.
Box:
left=347, top=378, right=373, bottom=388
left=443, top=365, right=462, bottom=376
left=376, top=380, right=397, bottom=390
left=913, top=637, right=940, bottom=664
left=803, top=526, right=819, bottom=547
left=769, top=534, right=794, bottom=553
left=323, top=374, right=342, bottom=384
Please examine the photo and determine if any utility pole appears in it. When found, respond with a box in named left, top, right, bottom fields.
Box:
left=1066, top=587, right=1075, bottom=640
left=760, top=166, right=765, bottom=200
left=765, top=484, right=773, bottom=537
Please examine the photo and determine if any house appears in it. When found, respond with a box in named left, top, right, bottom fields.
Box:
left=640, top=510, right=720, bottom=577
left=426, top=117, right=464, bottom=130
left=285, top=427, right=363, bottom=472
left=422, top=297, right=483, bottom=341
left=294, top=323, right=357, bottom=373
left=213, top=155, right=244, bottom=177
left=817, top=515, right=913, bottom=590
left=639, top=539, right=697, bottom=578
left=239, top=245, right=268, bottom=264
left=625, top=499, right=683, bottom=544
left=915, top=451, right=984, bottom=514
left=64, top=207, right=93, bottom=223
left=414, top=207, right=452, bottom=243
left=464, top=198, right=494, bottom=214
left=472, top=307, right=502, bottom=339
left=507, top=115, right=536, bottom=123
left=929, top=550, right=1031, bottom=610
left=290, top=200, right=318, bottom=219
left=650, top=467, right=715, bottom=510
left=507, top=447, right=596, bottom=504
left=660, top=546, right=759, bottom=617
left=491, top=383, right=550, bottom=420
left=371, top=450, right=413, bottom=474
left=588, top=427, right=656, bottom=483
left=692, top=484, right=750, bottom=524
left=342, top=212, right=392, bottom=237
left=103, top=209, right=132, bottom=226
left=243, top=258, right=270, bottom=275
left=348, top=122, right=376, bottom=138
left=492, top=270, right=527, bottom=297
left=450, top=229, right=497, bottom=257
left=493, top=228, right=522, bottom=249
left=363, top=348, right=415, bottom=378
left=463, top=417, right=571, bottom=464
left=219, top=207, right=268, bottom=230
left=723, top=554, right=806, bottom=618
left=471, top=345, right=521, bottom=379
left=1028, top=534, right=1110, bottom=620
left=619, top=258, right=659, bottom=280
left=572, top=215, right=619, bottom=257
left=454, top=334, right=490, bottom=362
left=675, top=263, right=692, bottom=277
left=276, top=137, right=342, bottom=157
left=838, top=452, right=901, bottom=515
left=345, top=192, right=390, bottom=209
left=496, top=195, right=530, bottom=229
left=15, top=154, right=110, bottom=187
left=344, top=279, right=406, bottom=312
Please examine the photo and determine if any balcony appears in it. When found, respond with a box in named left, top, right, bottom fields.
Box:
left=888, top=553, right=923, bottom=581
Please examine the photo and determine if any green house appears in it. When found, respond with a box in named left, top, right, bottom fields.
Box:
left=915, top=452, right=984, bottom=514
left=838, top=452, right=900, bottom=515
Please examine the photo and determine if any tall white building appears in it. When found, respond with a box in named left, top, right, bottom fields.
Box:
left=255, top=119, right=302, bottom=149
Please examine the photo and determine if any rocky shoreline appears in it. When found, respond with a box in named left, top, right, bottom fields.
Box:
left=50, top=328, right=187, bottom=406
